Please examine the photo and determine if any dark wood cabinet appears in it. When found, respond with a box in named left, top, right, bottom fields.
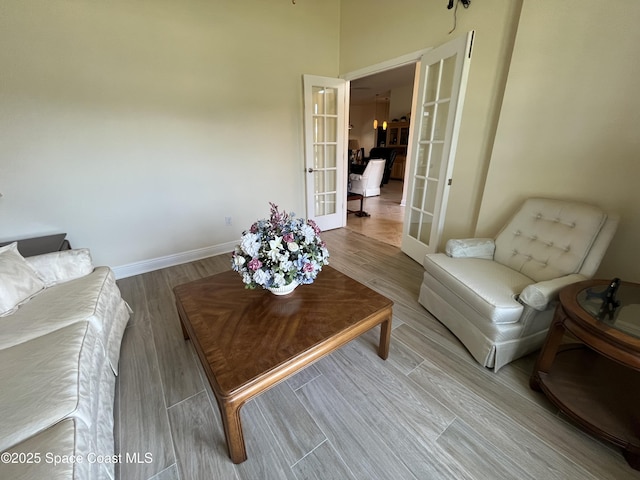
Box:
left=386, top=121, right=409, bottom=147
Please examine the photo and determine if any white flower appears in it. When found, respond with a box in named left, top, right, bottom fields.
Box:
left=269, top=236, right=283, bottom=251
left=253, top=269, right=271, bottom=286
left=267, top=236, right=283, bottom=261
left=232, top=255, right=246, bottom=268
left=240, top=233, right=261, bottom=257
left=300, top=224, right=316, bottom=244
left=280, top=259, right=294, bottom=272
left=273, top=272, right=286, bottom=286
left=277, top=251, right=290, bottom=263
left=287, top=242, right=299, bottom=252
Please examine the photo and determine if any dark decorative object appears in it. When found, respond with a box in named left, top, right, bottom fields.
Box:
left=448, top=0, right=470, bottom=8
left=586, top=277, right=622, bottom=320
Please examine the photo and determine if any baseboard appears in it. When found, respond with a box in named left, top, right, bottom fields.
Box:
left=112, top=240, right=238, bottom=279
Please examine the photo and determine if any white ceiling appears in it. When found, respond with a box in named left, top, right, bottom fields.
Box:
left=349, top=63, right=416, bottom=104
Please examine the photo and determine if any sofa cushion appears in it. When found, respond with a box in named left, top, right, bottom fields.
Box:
left=0, top=419, right=84, bottom=480
left=423, top=253, right=534, bottom=324
left=0, top=267, right=129, bottom=374
left=0, top=322, right=102, bottom=452
left=25, top=248, right=93, bottom=287
left=0, top=243, right=45, bottom=317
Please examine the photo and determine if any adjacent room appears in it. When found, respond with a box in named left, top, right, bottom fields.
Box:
left=1, top=1, right=639, bottom=479
left=345, top=63, right=415, bottom=246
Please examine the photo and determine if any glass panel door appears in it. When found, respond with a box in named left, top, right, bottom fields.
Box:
left=303, top=75, right=347, bottom=231
left=401, top=32, right=474, bottom=263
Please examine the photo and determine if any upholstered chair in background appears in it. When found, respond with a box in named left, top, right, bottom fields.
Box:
left=349, top=159, right=386, bottom=197
left=418, top=197, right=619, bottom=371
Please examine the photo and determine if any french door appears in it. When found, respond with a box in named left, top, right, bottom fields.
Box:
left=302, top=75, right=348, bottom=231
left=401, top=32, right=474, bottom=263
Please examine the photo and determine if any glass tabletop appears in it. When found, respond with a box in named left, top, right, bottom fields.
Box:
left=578, top=282, right=640, bottom=339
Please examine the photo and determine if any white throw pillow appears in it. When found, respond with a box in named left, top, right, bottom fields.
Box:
left=25, top=248, right=93, bottom=287
left=0, top=243, right=45, bottom=316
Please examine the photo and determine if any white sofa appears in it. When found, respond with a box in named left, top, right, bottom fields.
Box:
left=419, top=198, right=618, bottom=371
left=0, top=243, right=130, bottom=480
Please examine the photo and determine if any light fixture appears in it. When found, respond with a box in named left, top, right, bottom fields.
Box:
left=373, top=94, right=379, bottom=130
left=373, top=94, right=388, bottom=130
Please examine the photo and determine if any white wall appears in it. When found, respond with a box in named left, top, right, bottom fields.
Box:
left=0, top=0, right=340, bottom=273
left=349, top=103, right=377, bottom=154
left=389, top=85, right=413, bottom=122
left=478, top=0, right=640, bottom=281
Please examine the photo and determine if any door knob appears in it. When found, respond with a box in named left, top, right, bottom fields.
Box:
left=307, top=168, right=314, bottom=173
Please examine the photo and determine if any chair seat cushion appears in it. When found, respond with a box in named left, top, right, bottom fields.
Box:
left=423, top=253, right=534, bottom=324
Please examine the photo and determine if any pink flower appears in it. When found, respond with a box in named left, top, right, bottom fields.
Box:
left=283, top=233, right=294, bottom=243
left=248, top=258, right=263, bottom=271
left=303, top=262, right=314, bottom=273
left=307, top=219, right=321, bottom=234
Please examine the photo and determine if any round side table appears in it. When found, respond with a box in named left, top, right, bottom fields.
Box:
left=530, top=279, right=640, bottom=470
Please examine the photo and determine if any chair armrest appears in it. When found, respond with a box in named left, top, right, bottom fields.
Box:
left=349, top=173, right=363, bottom=182
left=520, top=273, right=588, bottom=311
left=445, top=238, right=495, bottom=259
left=25, top=248, right=94, bottom=287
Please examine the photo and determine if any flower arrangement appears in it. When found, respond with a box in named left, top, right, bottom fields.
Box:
left=231, top=203, right=329, bottom=290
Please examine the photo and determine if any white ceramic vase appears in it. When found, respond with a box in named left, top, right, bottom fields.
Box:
left=267, top=280, right=299, bottom=296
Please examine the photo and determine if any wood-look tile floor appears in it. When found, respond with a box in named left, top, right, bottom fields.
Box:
left=115, top=229, right=640, bottom=480
left=346, top=179, right=404, bottom=247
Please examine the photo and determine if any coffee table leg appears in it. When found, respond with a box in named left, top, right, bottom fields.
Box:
left=175, top=301, right=190, bottom=340
left=219, top=399, right=247, bottom=464
left=624, top=445, right=640, bottom=471
left=180, top=320, right=189, bottom=340
left=378, top=314, right=392, bottom=360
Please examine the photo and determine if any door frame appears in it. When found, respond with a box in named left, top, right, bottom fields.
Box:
left=341, top=47, right=431, bottom=85
left=340, top=48, right=431, bottom=218
left=340, top=35, right=473, bottom=260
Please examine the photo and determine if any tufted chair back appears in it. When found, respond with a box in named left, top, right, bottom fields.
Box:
left=493, top=198, right=616, bottom=282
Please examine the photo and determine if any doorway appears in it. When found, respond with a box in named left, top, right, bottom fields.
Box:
left=339, top=32, right=473, bottom=260
left=345, top=63, right=417, bottom=247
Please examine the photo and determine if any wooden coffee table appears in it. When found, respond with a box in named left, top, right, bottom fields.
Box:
left=173, top=266, right=393, bottom=463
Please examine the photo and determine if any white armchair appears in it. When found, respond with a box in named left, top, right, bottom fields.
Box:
left=349, top=159, right=386, bottom=197
left=418, top=198, right=619, bottom=371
